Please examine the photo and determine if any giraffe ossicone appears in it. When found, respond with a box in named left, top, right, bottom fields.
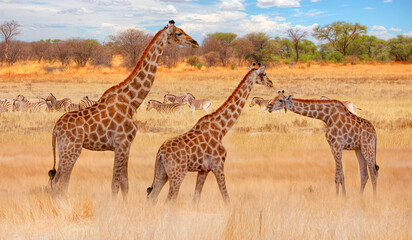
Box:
left=147, top=65, right=273, bottom=205
left=267, top=91, right=379, bottom=196
left=48, top=21, right=198, bottom=200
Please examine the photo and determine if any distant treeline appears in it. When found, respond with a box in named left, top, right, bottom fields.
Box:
left=1, top=21, right=411, bottom=68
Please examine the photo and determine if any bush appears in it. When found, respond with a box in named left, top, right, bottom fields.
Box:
left=343, top=55, right=360, bottom=65
left=196, top=62, right=203, bottom=69
left=230, top=62, right=236, bottom=70
left=203, top=51, right=219, bottom=67
left=186, top=55, right=199, bottom=66
left=327, top=51, right=343, bottom=62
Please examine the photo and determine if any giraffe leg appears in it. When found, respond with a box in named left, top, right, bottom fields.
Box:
left=355, top=149, right=369, bottom=194
left=361, top=146, right=378, bottom=196
left=212, top=166, right=230, bottom=205
left=52, top=142, right=83, bottom=194
left=112, top=148, right=130, bottom=201
left=166, top=172, right=186, bottom=203
left=192, top=171, right=208, bottom=206
left=147, top=162, right=168, bottom=204
left=330, top=146, right=345, bottom=196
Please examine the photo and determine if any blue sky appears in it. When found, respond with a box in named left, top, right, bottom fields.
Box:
left=0, top=0, right=410, bottom=43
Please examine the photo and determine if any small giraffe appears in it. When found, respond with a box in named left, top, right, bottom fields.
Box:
left=48, top=20, right=198, bottom=200
left=147, top=65, right=273, bottom=205
left=267, top=91, right=379, bottom=196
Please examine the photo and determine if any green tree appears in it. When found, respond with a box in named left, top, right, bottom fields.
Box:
left=245, top=32, right=279, bottom=63
left=313, top=21, right=367, bottom=56
left=387, top=35, right=412, bottom=61
left=286, top=28, right=308, bottom=63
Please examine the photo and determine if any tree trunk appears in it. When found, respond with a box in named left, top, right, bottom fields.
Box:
left=295, top=43, right=299, bottom=63
left=4, top=41, right=8, bottom=65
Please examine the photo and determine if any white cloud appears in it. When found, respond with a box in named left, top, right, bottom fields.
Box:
left=274, top=16, right=286, bottom=21
left=402, top=31, right=412, bottom=37
left=257, top=0, right=301, bottom=8
left=390, top=27, right=401, bottom=32
left=311, top=0, right=321, bottom=2
left=147, top=5, right=178, bottom=15
left=364, top=7, right=375, bottom=10
left=58, top=7, right=94, bottom=15
left=372, top=25, right=386, bottom=31
left=293, top=9, right=326, bottom=17
left=219, top=0, right=245, bottom=11
left=160, top=0, right=191, bottom=2
left=384, top=0, right=392, bottom=3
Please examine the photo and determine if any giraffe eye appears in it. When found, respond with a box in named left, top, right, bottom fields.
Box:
left=176, top=32, right=182, bottom=36
left=279, top=99, right=283, bottom=102
left=263, top=73, right=266, bottom=76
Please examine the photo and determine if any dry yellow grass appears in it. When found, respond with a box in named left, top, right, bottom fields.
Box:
left=0, top=62, right=411, bottom=239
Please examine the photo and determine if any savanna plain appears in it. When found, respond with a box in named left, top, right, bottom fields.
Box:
left=0, top=62, right=411, bottom=239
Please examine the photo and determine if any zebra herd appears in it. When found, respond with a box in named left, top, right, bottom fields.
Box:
left=0, top=93, right=98, bottom=115
left=146, top=93, right=214, bottom=115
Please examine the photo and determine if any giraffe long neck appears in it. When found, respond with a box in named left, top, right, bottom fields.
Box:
left=206, top=71, right=255, bottom=138
left=287, top=99, right=337, bottom=124
left=98, top=28, right=168, bottom=115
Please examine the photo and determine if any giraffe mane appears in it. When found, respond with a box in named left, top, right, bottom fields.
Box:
left=197, top=69, right=254, bottom=122
left=99, top=27, right=168, bottom=100
left=291, top=98, right=349, bottom=109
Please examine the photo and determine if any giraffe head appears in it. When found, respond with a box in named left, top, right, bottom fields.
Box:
left=247, top=63, right=273, bottom=88
left=166, top=20, right=199, bottom=48
left=146, top=100, right=161, bottom=111
left=250, top=97, right=263, bottom=107
left=267, top=90, right=293, bottom=113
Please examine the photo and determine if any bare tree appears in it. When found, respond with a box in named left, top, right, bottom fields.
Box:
left=0, top=20, right=22, bottom=65
left=286, top=28, right=307, bottom=63
left=110, top=29, right=152, bottom=68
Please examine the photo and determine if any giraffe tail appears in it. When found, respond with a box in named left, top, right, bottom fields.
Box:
left=374, top=135, right=379, bottom=174
left=147, top=153, right=162, bottom=196
left=48, top=130, right=57, bottom=187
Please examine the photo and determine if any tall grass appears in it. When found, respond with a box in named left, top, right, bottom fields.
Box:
left=0, top=63, right=411, bottom=239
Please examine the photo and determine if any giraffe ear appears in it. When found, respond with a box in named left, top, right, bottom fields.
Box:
left=247, top=66, right=252, bottom=71
left=257, top=66, right=266, bottom=74
left=286, top=95, right=294, bottom=100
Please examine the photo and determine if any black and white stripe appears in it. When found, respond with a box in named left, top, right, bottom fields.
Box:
left=146, top=100, right=185, bottom=114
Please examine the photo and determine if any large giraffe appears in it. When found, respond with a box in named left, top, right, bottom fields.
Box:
left=147, top=65, right=273, bottom=205
left=267, top=91, right=379, bottom=196
left=48, top=21, right=198, bottom=200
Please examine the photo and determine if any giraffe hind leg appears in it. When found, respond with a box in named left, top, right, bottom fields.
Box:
left=361, top=145, right=378, bottom=196
left=147, top=158, right=169, bottom=204
left=355, top=149, right=369, bottom=194
left=166, top=170, right=187, bottom=204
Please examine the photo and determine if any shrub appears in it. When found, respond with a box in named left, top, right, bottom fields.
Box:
left=196, top=62, right=203, bottom=69
left=186, top=55, right=199, bottom=66
left=230, top=62, right=236, bottom=70
left=327, top=51, right=343, bottom=62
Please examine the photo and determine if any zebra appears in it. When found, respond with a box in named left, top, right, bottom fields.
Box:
left=146, top=100, right=186, bottom=114
left=163, top=94, right=186, bottom=104
left=13, top=95, right=48, bottom=113
left=45, top=93, right=72, bottom=112
left=39, top=98, right=53, bottom=111
left=320, top=96, right=361, bottom=115
left=249, top=97, right=273, bottom=113
left=0, top=99, right=13, bottom=113
left=79, top=96, right=98, bottom=110
left=67, top=103, right=80, bottom=111
left=183, top=93, right=214, bottom=115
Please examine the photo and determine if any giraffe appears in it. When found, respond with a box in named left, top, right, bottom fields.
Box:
left=267, top=91, right=379, bottom=196
left=48, top=20, right=198, bottom=200
left=147, top=64, right=273, bottom=205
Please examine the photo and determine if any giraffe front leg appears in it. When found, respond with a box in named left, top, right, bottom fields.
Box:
left=112, top=148, right=130, bottom=201
left=330, top=146, right=345, bottom=196
left=192, top=171, right=208, bottom=206
left=355, top=149, right=369, bottom=194
left=212, top=165, right=230, bottom=205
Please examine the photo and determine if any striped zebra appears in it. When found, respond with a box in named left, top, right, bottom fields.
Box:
left=0, top=99, right=13, bottom=113
left=183, top=93, right=214, bottom=115
left=13, top=95, right=48, bottom=112
left=146, top=100, right=185, bottom=114
left=320, top=96, right=361, bottom=115
left=79, top=96, right=98, bottom=110
left=67, top=103, right=80, bottom=111
left=163, top=94, right=186, bottom=104
left=250, top=97, right=272, bottom=113
left=45, top=93, right=72, bottom=112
